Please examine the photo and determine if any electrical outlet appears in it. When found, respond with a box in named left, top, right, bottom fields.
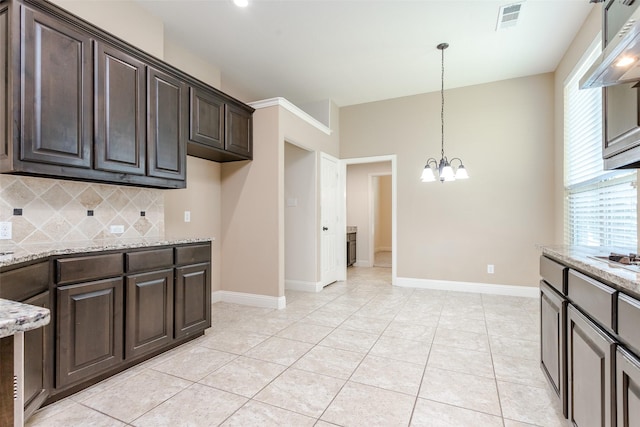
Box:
left=0, top=222, right=12, bottom=239
left=487, top=264, right=495, bottom=274
left=109, top=225, right=125, bottom=234
left=184, top=211, right=191, bottom=223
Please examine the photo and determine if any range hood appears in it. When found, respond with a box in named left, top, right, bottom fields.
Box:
left=581, top=3, right=640, bottom=89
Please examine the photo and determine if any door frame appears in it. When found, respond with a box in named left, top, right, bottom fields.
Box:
left=341, top=155, right=397, bottom=285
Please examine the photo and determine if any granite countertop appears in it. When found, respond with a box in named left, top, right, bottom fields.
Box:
left=542, top=245, right=640, bottom=298
left=0, top=236, right=213, bottom=269
left=0, top=299, right=50, bottom=339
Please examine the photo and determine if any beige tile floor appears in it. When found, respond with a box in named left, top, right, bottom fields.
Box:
left=27, top=267, right=566, bottom=427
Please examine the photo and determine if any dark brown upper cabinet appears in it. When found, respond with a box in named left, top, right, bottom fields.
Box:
left=147, top=67, right=187, bottom=181
left=95, top=42, right=146, bottom=176
left=189, top=86, right=224, bottom=150
left=21, top=6, right=92, bottom=169
left=187, top=85, right=254, bottom=163
left=1, top=0, right=254, bottom=187
left=226, top=102, right=253, bottom=159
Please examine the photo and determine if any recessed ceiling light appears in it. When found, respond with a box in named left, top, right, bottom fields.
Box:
left=234, top=0, right=249, bottom=7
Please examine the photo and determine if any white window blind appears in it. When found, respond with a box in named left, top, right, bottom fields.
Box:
left=564, top=40, right=637, bottom=250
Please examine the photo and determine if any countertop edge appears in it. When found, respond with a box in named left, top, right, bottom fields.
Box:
left=0, top=299, right=51, bottom=339
left=541, top=245, right=640, bottom=298
left=0, top=237, right=213, bottom=269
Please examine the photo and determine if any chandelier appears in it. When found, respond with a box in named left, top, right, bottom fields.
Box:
left=420, top=43, right=469, bottom=183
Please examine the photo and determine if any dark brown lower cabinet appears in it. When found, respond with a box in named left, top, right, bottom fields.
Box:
left=540, top=280, right=567, bottom=417
left=125, top=269, right=174, bottom=359
left=616, top=347, right=640, bottom=427
left=567, top=304, right=616, bottom=427
left=56, top=277, right=124, bottom=388
left=175, top=262, right=211, bottom=339
left=23, top=291, right=51, bottom=419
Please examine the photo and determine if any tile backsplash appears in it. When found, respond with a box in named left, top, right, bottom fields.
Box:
left=0, top=175, right=164, bottom=245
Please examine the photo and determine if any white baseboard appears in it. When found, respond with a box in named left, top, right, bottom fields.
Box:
left=395, top=277, right=538, bottom=298
left=354, top=260, right=372, bottom=267
left=211, top=290, right=286, bottom=309
left=285, top=279, right=323, bottom=292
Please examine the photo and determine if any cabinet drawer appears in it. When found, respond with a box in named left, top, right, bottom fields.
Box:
left=175, top=244, right=210, bottom=265
left=0, top=261, right=49, bottom=301
left=56, top=253, right=123, bottom=285
left=125, top=248, right=173, bottom=273
left=567, top=270, right=617, bottom=332
left=540, top=256, right=566, bottom=295
left=618, top=293, right=640, bottom=355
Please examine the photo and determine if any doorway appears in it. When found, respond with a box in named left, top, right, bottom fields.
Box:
left=343, top=155, right=397, bottom=285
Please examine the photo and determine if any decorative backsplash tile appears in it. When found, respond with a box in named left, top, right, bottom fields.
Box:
left=0, top=175, right=164, bottom=245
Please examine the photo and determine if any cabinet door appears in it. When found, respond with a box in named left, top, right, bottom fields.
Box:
left=23, top=291, right=51, bottom=420
left=567, top=304, right=616, bottom=427
left=175, top=262, right=211, bottom=339
left=21, top=7, right=92, bottom=168
left=95, top=42, right=146, bottom=175
left=0, top=3, right=8, bottom=163
left=225, top=103, right=252, bottom=159
left=616, top=347, right=640, bottom=427
left=540, top=281, right=567, bottom=416
left=125, top=269, right=173, bottom=359
left=56, top=277, right=123, bottom=388
left=189, top=87, right=224, bottom=149
left=147, top=67, right=186, bottom=181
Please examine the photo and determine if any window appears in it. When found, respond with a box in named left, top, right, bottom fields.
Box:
left=564, top=39, right=637, bottom=249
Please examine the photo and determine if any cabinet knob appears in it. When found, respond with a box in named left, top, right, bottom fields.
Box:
left=322, top=227, right=328, bottom=231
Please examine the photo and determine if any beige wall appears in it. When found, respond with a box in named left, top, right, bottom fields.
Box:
left=375, top=175, right=392, bottom=251
left=50, top=0, right=164, bottom=58
left=164, top=157, right=222, bottom=291
left=221, top=107, right=281, bottom=297
left=221, top=103, right=340, bottom=298
left=346, top=162, right=392, bottom=266
left=341, top=74, right=556, bottom=287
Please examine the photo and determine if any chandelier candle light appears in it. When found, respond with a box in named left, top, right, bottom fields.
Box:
left=420, top=42, right=469, bottom=183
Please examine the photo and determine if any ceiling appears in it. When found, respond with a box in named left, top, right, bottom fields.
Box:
left=134, top=0, right=595, bottom=108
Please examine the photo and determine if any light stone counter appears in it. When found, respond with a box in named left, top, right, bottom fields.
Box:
left=0, top=236, right=213, bottom=269
left=541, top=245, right=640, bottom=298
left=0, top=299, right=50, bottom=339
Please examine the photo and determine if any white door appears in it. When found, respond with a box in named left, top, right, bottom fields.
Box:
left=321, top=152, right=340, bottom=286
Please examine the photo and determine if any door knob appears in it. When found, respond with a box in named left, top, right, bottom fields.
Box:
left=323, top=227, right=328, bottom=231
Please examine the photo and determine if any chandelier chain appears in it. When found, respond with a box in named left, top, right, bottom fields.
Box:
left=440, top=45, right=445, bottom=159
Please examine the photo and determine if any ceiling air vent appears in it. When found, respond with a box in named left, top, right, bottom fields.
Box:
left=496, top=2, right=523, bottom=31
